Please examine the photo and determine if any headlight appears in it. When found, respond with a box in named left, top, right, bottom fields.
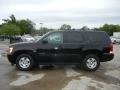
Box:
left=9, top=47, right=13, bottom=53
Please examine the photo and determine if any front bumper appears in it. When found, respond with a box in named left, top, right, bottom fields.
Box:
left=101, top=53, right=114, bottom=62
left=7, top=54, right=15, bottom=65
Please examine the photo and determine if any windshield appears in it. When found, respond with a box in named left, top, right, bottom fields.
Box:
left=35, top=32, right=51, bottom=42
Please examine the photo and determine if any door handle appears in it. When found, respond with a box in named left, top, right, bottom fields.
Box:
left=54, top=45, right=62, bottom=50
left=54, top=47, right=59, bottom=50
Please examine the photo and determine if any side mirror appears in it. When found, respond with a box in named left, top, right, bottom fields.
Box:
left=42, top=39, right=48, bottom=44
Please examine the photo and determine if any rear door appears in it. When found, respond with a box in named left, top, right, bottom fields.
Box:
left=57, top=31, right=85, bottom=64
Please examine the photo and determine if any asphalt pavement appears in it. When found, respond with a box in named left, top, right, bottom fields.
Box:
left=0, top=41, right=120, bottom=90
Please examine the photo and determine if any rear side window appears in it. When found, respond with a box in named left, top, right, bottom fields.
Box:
left=64, top=32, right=83, bottom=43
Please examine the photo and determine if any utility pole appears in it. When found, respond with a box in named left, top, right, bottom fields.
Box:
left=40, top=23, right=43, bottom=35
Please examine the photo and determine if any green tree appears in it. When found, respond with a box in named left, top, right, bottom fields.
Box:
left=81, top=26, right=89, bottom=31
left=0, top=23, right=20, bottom=36
left=36, top=27, right=53, bottom=36
left=100, top=24, right=120, bottom=36
left=2, top=14, right=16, bottom=24
left=1, top=14, right=35, bottom=35
left=17, top=19, right=35, bottom=35
left=60, top=24, right=71, bottom=30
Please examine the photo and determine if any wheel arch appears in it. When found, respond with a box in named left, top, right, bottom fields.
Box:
left=13, top=50, right=37, bottom=64
left=83, top=49, right=102, bottom=59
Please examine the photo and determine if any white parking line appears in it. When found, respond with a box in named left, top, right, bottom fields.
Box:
left=65, top=68, right=81, bottom=77
left=10, top=72, right=45, bottom=86
left=62, top=76, right=120, bottom=90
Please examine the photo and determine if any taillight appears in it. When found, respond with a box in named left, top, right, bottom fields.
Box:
left=107, top=43, right=113, bottom=53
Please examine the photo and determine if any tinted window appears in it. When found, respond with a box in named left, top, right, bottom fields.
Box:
left=45, top=32, right=63, bottom=44
left=64, top=32, right=83, bottom=43
left=84, top=32, right=110, bottom=43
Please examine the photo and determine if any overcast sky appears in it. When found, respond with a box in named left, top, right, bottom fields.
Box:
left=0, top=0, right=120, bottom=29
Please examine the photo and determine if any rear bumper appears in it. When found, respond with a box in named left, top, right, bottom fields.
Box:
left=101, top=53, right=114, bottom=62
left=7, top=55, right=15, bottom=65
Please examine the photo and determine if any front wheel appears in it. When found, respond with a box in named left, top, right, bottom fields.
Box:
left=16, top=54, right=35, bottom=71
left=82, top=54, right=100, bottom=71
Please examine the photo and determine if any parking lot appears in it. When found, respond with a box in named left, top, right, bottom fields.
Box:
left=0, top=41, right=120, bottom=90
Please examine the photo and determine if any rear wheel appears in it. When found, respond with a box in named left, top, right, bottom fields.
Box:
left=82, top=54, right=100, bottom=71
left=16, top=54, right=35, bottom=71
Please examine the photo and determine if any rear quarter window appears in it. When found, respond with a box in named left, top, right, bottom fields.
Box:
left=84, top=32, right=110, bottom=43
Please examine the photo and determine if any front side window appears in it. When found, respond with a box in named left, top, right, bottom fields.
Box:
left=45, top=32, right=63, bottom=44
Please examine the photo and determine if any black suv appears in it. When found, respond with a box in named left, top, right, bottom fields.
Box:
left=7, top=31, right=114, bottom=71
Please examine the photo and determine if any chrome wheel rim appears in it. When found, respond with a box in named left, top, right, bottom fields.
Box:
left=86, top=58, right=97, bottom=69
left=19, top=57, right=30, bottom=69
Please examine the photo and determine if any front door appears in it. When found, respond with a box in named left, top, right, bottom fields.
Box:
left=37, top=32, right=63, bottom=64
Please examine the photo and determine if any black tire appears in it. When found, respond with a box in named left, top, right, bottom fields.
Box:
left=82, top=54, right=100, bottom=71
left=114, top=40, right=116, bottom=44
left=16, top=54, right=35, bottom=71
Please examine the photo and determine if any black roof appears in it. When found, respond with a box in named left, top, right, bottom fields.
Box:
left=50, top=30, right=105, bottom=33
